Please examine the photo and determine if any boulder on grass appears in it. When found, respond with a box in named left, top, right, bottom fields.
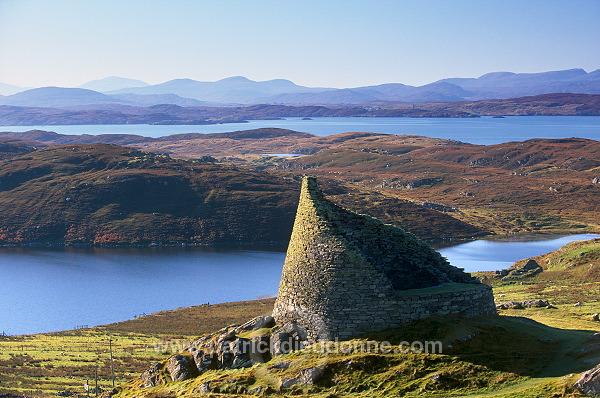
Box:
left=574, top=363, right=600, bottom=396
left=501, top=260, right=543, bottom=281
left=521, top=299, right=550, bottom=308
left=496, top=301, right=524, bottom=310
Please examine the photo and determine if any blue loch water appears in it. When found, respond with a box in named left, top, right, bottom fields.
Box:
left=1, top=116, right=599, bottom=145
left=0, top=234, right=597, bottom=336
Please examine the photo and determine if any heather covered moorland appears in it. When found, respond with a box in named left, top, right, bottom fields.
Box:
left=0, top=129, right=597, bottom=246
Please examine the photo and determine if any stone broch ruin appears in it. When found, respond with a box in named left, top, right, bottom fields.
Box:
left=126, top=177, right=600, bottom=394
left=136, top=176, right=498, bottom=388
left=273, top=176, right=496, bottom=341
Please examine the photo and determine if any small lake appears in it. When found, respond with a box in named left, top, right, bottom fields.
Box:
left=0, top=234, right=598, bottom=336
left=437, top=233, right=599, bottom=273
left=2, top=116, right=599, bottom=145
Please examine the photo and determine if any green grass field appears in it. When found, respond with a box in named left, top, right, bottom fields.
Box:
left=0, top=299, right=275, bottom=397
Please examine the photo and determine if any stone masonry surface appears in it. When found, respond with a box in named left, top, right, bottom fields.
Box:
left=273, top=176, right=496, bottom=341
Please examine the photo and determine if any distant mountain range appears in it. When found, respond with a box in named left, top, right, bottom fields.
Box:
left=107, top=76, right=327, bottom=104
left=0, top=68, right=599, bottom=108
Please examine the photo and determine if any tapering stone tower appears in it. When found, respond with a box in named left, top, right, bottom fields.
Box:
left=273, top=177, right=496, bottom=341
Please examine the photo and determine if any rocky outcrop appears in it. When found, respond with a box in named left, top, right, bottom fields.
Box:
left=421, top=201, right=457, bottom=212
left=234, top=315, right=276, bottom=333
left=497, top=259, right=543, bottom=281
left=270, top=322, right=308, bottom=355
left=402, top=177, right=441, bottom=189
left=138, top=316, right=311, bottom=388
left=166, top=355, right=197, bottom=382
left=496, top=301, right=524, bottom=310
left=574, top=333, right=600, bottom=361
left=495, top=299, right=551, bottom=310
left=279, top=366, right=325, bottom=388
left=273, top=177, right=495, bottom=341
left=188, top=321, right=274, bottom=372
left=521, top=299, right=550, bottom=308
left=574, top=363, right=600, bottom=395
left=140, top=363, right=163, bottom=388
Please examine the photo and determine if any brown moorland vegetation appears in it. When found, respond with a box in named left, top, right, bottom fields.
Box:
left=278, top=136, right=600, bottom=234
left=0, top=129, right=598, bottom=244
left=0, top=141, right=488, bottom=246
left=0, top=144, right=299, bottom=246
left=111, top=129, right=598, bottom=236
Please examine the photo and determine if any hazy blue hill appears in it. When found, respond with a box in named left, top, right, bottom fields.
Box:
left=0, top=82, right=29, bottom=96
left=108, top=93, right=216, bottom=107
left=484, top=68, right=587, bottom=87
left=438, top=69, right=588, bottom=88
left=78, top=76, right=149, bottom=92
left=108, top=76, right=326, bottom=104
left=270, top=88, right=380, bottom=104
left=372, top=82, right=472, bottom=102
left=574, top=69, right=600, bottom=80
left=271, top=81, right=473, bottom=103
left=402, top=82, right=473, bottom=102
left=434, top=69, right=600, bottom=99
left=540, top=69, right=600, bottom=93
left=355, top=83, right=415, bottom=99
left=268, top=69, right=600, bottom=104
left=0, top=87, right=131, bottom=108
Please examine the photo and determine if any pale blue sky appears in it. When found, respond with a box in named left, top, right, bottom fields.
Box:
left=1, top=0, right=599, bottom=88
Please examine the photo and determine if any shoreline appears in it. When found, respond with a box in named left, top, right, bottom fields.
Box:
left=3, top=229, right=599, bottom=249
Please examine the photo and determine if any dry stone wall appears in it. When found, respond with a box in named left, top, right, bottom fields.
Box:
left=273, top=177, right=496, bottom=341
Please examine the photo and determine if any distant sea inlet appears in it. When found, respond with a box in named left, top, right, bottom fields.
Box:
left=1, top=115, right=599, bottom=145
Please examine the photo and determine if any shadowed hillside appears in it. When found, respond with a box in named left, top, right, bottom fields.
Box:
left=0, top=144, right=300, bottom=246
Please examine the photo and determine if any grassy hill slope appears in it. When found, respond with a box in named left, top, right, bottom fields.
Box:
left=1, top=131, right=598, bottom=242
left=483, top=238, right=600, bottom=328
left=86, top=129, right=598, bottom=237
left=109, top=237, right=600, bottom=398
